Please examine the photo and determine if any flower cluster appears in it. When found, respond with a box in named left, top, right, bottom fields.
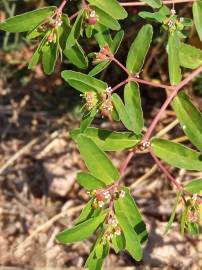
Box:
left=163, top=9, right=187, bottom=34
left=81, top=87, right=114, bottom=119
left=102, top=216, right=122, bottom=244
left=93, top=45, right=112, bottom=64
left=89, top=187, right=126, bottom=209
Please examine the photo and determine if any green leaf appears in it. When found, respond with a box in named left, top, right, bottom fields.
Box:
left=111, top=94, right=134, bottom=132
left=70, top=127, right=141, bottom=151
left=111, top=30, right=124, bottom=54
left=85, top=235, right=106, bottom=270
left=126, top=24, right=153, bottom=75
left=151, top=138, right=202, bottom=171
left=64, top=42, right=88, bottom=69
left=56, top=212, right=106, bottom=244
left=0, top=6, right=56, bottom=33
left=28, top=33, right=48, bottom=69
left=114, top=206, right=143, bottom=261
left=124, top=81, right=144, bottom=134
left=172, top=92, right=202, bottom=151
left=180, top=206, right=188, bottom=237
left=89, top=61, right=110, bottom=77
left=76, top=135, right=120, bottom=184
left=80, top=107, right=97, bottom=132
left=75, top=199, right=94, bottom=225
left=139, top=6, right=169, bottom=23
left=164, top=191, right=182, bottom=235
left=61, top=70, right=107, bottom=93
left=66, top=10, right=84, bottom=49
left=115, top=187, right=148, bottom=244
left=141, top=0, right=162, bottom=8
left=76, top=172, right=106, bottom=190
left=92, top=7, right=121, bottom=31
left=193, top=0, right=202, bottom=41
left=42, top=41, right=58, bottom=75
left=167, top=33, right=182, bottom=85
left=184, top=178, right=202, bottom=194
left=94, top=24, right=113, bottom=48
left=188, top=222, right=199, bottom=236
left=179, top=43, right=202, bottom=69
left=88, top=0, right=128, bottom=20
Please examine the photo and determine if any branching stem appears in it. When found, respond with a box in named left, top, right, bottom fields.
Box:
left=120, top=0, right=195, bottom=7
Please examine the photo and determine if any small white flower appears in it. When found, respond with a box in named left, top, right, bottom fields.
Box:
left=168, top=20, right=174, bottom=28
left=98, top=200, right=105, bottom=208
left=106, top=86, right=112, bottom=93
left=90, top=10, right=96, bottom=18
left=171, top=9, right=176, bottom=16
left=180, top=17, right=184, bottom=23
left=192, top=194, right=197, bottom=201
left=120, top=190, right=126, bottom=198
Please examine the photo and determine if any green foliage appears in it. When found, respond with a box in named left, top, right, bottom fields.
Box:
left=76, top=135, right=120, bottom=184
left=1, top=1, right=202, bottom=268
left=0, top=7, right=56, bottom=32
left=71, top=128, right=141, bottom=151
left=193, top=0, right=202, bottom=41
left=151, top=138, right=202, bottom=171
left=172, top=92, right=202, bottom=151
left=126, top=24, right=153, bottom=75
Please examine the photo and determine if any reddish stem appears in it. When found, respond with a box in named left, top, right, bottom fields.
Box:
left=149, top=149, right=183, bottom=190
left=119, top=151, right=134, bottom=175
left=111, top=79, right=129, bottom=93
left=143, top=66, right=202, bottom=142
left=111, top=57, right=130, bottom=75
left=118, top=66, right=202, bottom=181
left=58, top=0, right=68, bottom=13
left=120, top=0, right=195, bottom=7
left=130, top=77, right=174, bottom=91
left=69, top=10, right=80, bottom=20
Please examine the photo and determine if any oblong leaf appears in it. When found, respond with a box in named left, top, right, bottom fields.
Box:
left=124, top=81, right=144, bottom=134
left=193, top=1, right=202, bottom=41
left=76, top=172, right=106, bottom=190
left=64, top=42, right=88, bottom=69
left=164, top=191, right=182, bottom=235
left=126, top=24, right=153, bottom=75
left=184, top=178, right=202, bottom=194
left=77, top=135, right=120, bottom=184
left=70, top=128, right=141, bottom=151
left=92, top=6, right=121, bottom=31
left=115, top=187, right=148, bottom=244
left=0, top=6, right=56, bottom=33
left=111, top=94, right=134, bottom=132
left=61, top=70, right=107, bottom=93
left=66, top=10, right=84, bottom=49
left=172, top=92, right=202, bottom=151
left=114, top=207, right=143, bottom=261
left=151, top=138, right=202, bottom=171
left=88, top=0, right=128, bottom=20
left=56, top=213, right=106, bottom=244
left=167, top=33, right=182, bottom=85
left=141, top=0, right=162, bottom=8
left=179, top=43, right=202, bottom=69
left=42, top=41, right=58, bottom=75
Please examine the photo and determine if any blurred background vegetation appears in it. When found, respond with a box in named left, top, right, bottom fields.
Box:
left=0, top=0, right=202, bottom=268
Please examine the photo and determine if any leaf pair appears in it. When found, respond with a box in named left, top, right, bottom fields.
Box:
left=76, top=135, right=120, bottom=188
left=71, top=127, right=141, bottom=152
left=114, top=188, right=148, bottom=261
left=112, top=82, right=144, bottom=134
